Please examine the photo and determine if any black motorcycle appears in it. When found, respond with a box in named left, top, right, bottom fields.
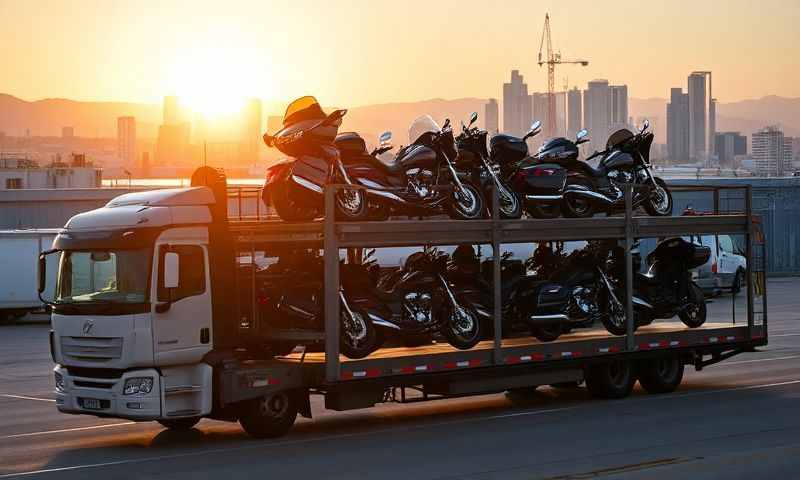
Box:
left=248, top=249, right=383, bottom=359
left=614, top=237, right=709, bottom=330
left=262, top=96, right=368, bottom=221
left=534, top=120, right=673, bottom=218
left=365, top=246, right=483, bottom=349
left=455, top=113, right=523, bottom=219
left=340, top=116, right=485, bottom=221
left=485, top=120, right=570, bottom=218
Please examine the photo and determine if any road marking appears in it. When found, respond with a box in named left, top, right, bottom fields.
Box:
left=0, top=394, right=55, bottom=403
left=0, top=422, right=135, bottom=440
left=724, top=354, right=800, bottom=366
left=3, top=378, right=800, bottom=478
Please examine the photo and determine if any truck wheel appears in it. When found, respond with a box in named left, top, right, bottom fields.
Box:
left=585, top=360, right=635, bottom=399
left=158, top=417, right=200, bottom=430
left=239, top=391, right=298, bottom=439
left=638, top=356, right=684, bottom=394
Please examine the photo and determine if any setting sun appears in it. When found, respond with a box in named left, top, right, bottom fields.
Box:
left=167, top=44, right=270, bottom=118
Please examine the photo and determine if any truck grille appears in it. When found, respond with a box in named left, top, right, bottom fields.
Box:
left=61, top=336, right=123, bottom=361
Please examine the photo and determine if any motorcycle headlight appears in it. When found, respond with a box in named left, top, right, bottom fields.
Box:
left=54, top=372, right=65, bottom=392
left=123, top=377, right=154, bottom=396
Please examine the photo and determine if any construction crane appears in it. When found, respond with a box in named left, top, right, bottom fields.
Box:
left=538, top=13, right=588, bottom=137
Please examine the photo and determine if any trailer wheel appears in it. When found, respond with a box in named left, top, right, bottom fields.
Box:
left=239, top=391, right=298, bottom=439
left=638, top=356, right=684, bottom=394
left=158, top=417, right=201, bottom=431
left=585, top=360, right=635, bottom=399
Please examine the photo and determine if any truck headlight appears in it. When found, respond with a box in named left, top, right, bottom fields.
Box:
left=123, top=377, right=154, bottom=395
left=54, top=372, right=65, bottom=392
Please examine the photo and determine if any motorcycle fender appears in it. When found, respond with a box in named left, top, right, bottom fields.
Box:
left=291, top=156, right=329, bottom=197
left=262, top=160, right=294, bottom=206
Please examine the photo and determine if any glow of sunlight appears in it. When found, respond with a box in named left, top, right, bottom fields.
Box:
left=167, top=45, right=270, bottom=118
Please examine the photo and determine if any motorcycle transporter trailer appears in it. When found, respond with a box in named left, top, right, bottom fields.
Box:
left=46, top=172, right=767, bottom=439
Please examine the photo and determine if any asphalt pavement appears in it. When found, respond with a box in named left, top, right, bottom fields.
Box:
left=0, top=278, right=797, bottom=479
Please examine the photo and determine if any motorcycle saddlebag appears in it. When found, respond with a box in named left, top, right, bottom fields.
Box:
left=536, top=282, right=570, bottom=315
left=515, top=163, right=567, bottom=196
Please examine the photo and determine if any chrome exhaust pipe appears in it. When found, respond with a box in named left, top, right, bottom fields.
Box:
left=527, top=313, right=568, bottom=324
left=525, top=194, right=562, bottom=201
left=563, top=189, right=614, bottom=205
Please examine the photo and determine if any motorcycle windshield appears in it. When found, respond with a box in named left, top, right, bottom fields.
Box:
left=283, top=96, right=326, bottom=127
left=408, top=115, right=440, bottom=145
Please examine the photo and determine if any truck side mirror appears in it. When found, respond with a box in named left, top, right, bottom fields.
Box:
left=38, top=254, right=47, bottom=294
left=164, top=252, right=180, bottom=289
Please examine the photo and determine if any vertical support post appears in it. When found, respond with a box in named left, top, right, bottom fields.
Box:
left=324, top=185, right=341, bottom=382
left=256, top=188, right=261, bottom=220
left=745, top=185, right=754, bottom=335
left=491, top=187, right=502, bottom=365
left=713, top=188, right=720, bottom=215
left=624, top=184, right=635, bottom=352
left=251, top=237, right=257, bottom=331
left=238, top=187, right=243, bottom=221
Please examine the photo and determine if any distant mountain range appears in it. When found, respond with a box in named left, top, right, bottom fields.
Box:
left=1, top=93, right=798, bottom=144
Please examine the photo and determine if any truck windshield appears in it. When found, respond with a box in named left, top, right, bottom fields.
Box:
left=56, top=249, right=150, bottom=304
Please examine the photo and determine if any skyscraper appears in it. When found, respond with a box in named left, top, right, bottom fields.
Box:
left=484, top=98, right=499, bottom=134
left=117, top=116, right=136, bottom=169
left=667, top=87, right=690, bottom=161
left=531, top=92, right=550, bottom=136
left=502, top=70, right=530, bottom=136
left=714, top=132, right=747, bottom=167
left=583, top=79, right=611, bottom=151
left=688, top=72, right=707, bottom=160
left=567, top=87, right=582, bottom=138
left=609, top=85, right=628, bottom=127
left=163, top=96, right=180, bottom=126
left=752, top=126, right=791, bottom=176
left=241, top=98, right=262, bottom=166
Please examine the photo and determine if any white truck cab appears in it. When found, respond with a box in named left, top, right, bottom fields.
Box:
left=45, top=187, right=217, bottom=426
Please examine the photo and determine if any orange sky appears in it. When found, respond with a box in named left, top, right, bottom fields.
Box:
left=1, top=0, right=798, bottom=113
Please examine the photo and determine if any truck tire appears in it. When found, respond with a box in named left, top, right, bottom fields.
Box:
left=638, top=356, right=684, bottom=394
left=585, top=360, right=635, bottom=399
left=158, top=417, right=201, bottom=431
left=239, top=391, right=298, bottom=439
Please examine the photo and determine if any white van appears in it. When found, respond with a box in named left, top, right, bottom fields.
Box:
left=685, top=233, right=747, bottom=295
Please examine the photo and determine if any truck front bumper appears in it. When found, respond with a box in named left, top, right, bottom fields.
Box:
left=54, top=365, right=162, bottom=420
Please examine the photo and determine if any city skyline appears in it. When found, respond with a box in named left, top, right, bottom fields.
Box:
left=1, top=0, right=798, bottom=115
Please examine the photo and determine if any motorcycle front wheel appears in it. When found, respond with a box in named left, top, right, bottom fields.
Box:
left=643, top=177, right=673, bottom=216
left=442, top=303, right=482, bottom=350
left=678, top=282, right=707, bottom=328
left=487, top=183, right=523, bottom=219
left=272, top=181, right=319, bottom=222
left=446, top=182, right=485, bottom=220
left=340, top=309, right=382, bottom=359
left=599, top=288, right=629, bottom=336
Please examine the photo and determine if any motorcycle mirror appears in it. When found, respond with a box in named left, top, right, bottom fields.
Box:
left=640, top=118, right=650, bottom=133
left=530, top=120, right=542, bottom=133
left=263, top=133, right=275, bottom=147
left=442, top=118, right=451, bottom=130
left=575, top=128, right=590, bottom=145
left=379, top=131, right=392, bottom=145
left=469, top=111, right=478, bottom=126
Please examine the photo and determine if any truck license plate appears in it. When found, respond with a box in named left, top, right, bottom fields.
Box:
left=82, top=398, right=102, bottom=410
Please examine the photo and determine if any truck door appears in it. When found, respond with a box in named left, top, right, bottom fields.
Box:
left=153, top=244, right=213, bottom=364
